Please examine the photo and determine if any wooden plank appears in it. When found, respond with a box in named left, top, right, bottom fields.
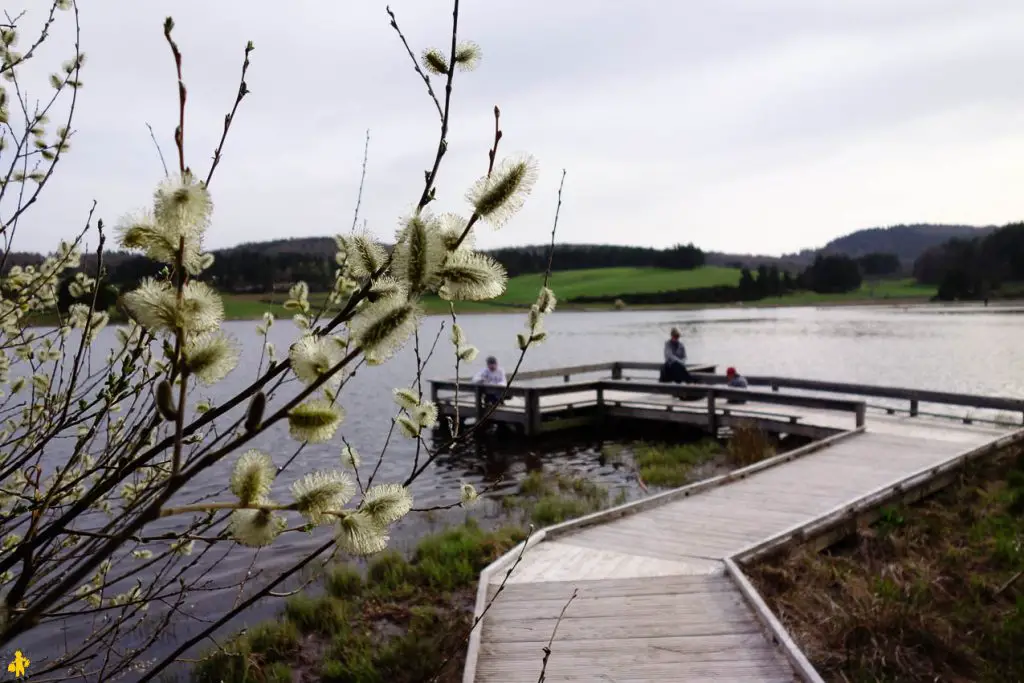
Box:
left=482, top=611, right=762, bottom=643
left=559, top=525, right=742, bottom=561
left=477, top=658, right=793, bottom=682
left=478, top=672, right=795, bottom=683
left=485, top=590, right=755, bottom=622
left=478, top=632, right=784, bottom=662
left=494, top=541, right=723, bottom=584
left=486, top=573, right=737, bottom=603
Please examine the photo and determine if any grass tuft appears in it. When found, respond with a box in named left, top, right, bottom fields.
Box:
left=502, top=470, right=614, bottom=526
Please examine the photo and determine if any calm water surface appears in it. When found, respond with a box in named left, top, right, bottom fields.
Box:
left=23, top=303, right=1024, bottom=678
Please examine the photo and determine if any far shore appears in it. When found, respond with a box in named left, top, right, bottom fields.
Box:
left=26, top=293, right=1020, bottom=329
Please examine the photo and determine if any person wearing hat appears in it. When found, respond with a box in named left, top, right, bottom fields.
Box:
left=472, top=355, right=507, bottom=407
left=658, top=326, right=693, bottom=384
left=726, top=367, right=748, bottom=389
left=725, top=366, right=749, bottom=404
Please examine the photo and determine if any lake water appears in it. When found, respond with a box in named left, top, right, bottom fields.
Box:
left=16, top=302, right=1024, bottom=680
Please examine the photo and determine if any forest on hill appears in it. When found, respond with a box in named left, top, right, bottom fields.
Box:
left=4, top=221, right=1018, bottom=312
left=783, top=223, right=996, bottom=264
left=911, top=222, right=1024, bottom=301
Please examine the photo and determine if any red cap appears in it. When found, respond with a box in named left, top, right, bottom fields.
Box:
left=726, top=367, right=737, bottom=376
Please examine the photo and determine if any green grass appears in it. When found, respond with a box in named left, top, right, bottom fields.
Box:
left=501, top=470, right=624, bottom=526
left=190, top=520, right=527, bottom=683
left=499, top=266, right=742, bottom=303
left=191, top=472, right=625, bottom=683
left=219, top=266, right=741, bottom=319
left=623, top=440, right=722, bottom=488
left=602, top=424, right=777, bottom=488
left=752, top=278, right=937, bottom=307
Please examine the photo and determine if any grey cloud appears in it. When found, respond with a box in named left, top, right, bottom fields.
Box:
left=9, top=0, right=1024, bottom=258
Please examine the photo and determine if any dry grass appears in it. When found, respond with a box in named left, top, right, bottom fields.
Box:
left=725, top=421, right=776, bottom=467
left=746, top=448, right=1024, bottom=683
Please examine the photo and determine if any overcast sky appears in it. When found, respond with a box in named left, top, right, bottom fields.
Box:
left=11, top=0, right=1024, bottom=257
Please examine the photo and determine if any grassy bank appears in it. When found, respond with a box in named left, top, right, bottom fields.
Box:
left=190, top=468, right=633, bottom=683
left=217, top=276, right=939, bottom=322
left=191, top=427, right=783, bottom=683
left=602, top=424, right=778, bottom=488
left=191, top=520, right=527, bottom=683
left=746, top=447, right=1024, bottom=682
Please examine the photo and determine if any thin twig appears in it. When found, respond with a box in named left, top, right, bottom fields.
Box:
left=428, top=526, right=535, bottom=682
left=995, top=570, right=1021, bottom=596
left=145, top=123, right=169, bottom=177
left=537, top=588, right=577, bottom=682
left=386, top=6, right=444, bottom=119
left=205, top=39, right=254, bottom=187
left=351, top=129, right=370, bottom=232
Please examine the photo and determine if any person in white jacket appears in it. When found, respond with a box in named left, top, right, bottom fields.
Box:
left=472, top=356, right=507, bottom=406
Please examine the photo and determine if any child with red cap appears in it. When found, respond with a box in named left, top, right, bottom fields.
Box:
left=726, top=367, right=748, bottom=389
left=725, top=367, right=749, bottom=404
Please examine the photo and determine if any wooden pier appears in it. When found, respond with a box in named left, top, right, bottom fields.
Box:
left=448, top=363, right=1024, bottom=682
left=429, top=361, right=1024, bottom=440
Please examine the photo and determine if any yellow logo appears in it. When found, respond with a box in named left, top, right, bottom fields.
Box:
left=7, top=650, right=29, bottom=678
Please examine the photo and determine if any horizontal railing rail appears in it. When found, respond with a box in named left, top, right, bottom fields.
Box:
left=431, top=378, right=869, bottom=432
left=433, top=362, right=1024, bottom=422
left=451, top=361, right=716, bottom=384
left=689, top=372, right=1024, bottom=419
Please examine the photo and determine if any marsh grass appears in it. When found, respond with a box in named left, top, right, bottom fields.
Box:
left=604, top=425, right=776, bottom=489
left=191, top=520, right=526, bottom=683
left=502, top=470, right=623, bottom=526
left=629, top=440, right=722, bottom=487
left=746, top=447, right=1024, bottom=683
left=192, top=472, right=622, bottom=683
left=726, top=421, right=776, bottom=468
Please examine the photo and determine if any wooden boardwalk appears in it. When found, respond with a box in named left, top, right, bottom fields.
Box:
left=457, top=365, right=1024, bottom=682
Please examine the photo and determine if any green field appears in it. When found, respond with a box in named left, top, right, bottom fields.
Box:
left=218, top=270, right=938, bottom=320
left=499, top=266, right=742, bottom=303
left=219, top=267, right=743, bottom=319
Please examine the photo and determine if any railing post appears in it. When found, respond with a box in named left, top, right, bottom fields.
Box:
left=596, top=385, right=605, bottom=408
left=524, top=389, right=541, bottom=436
left=563, top=374, right=570, bottom=383
left=909, top=399, right=919, bottom=417
left=707, top=389, right=718, bottom=434
left=474, top=385, right=484, bottom=420
left=611, top=362, right=622, bottom=380
left=855, top=402, right=866, bottom=428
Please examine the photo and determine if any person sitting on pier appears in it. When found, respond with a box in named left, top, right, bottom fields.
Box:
left=659, top=327, right=693, bottom=384
left=726, top=366, right=748, bottom=389
left=725, top=367, right=749, bottom=404
left=472, top=355, right=507, bottom=407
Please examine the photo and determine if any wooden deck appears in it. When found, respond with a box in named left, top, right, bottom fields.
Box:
left=454, top=364, right=1024, bottom=682
left=431, top=361, right=1024, bottom=439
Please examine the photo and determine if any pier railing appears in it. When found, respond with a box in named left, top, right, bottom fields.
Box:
left=439, top=360, right=1024, bottom=427
left=429, top=376, right=868, bottom=436
left=430, top=360, right=1024, bottom=436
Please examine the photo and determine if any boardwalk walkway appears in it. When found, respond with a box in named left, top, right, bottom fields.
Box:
left=463, top=406, right=1022, bottom=681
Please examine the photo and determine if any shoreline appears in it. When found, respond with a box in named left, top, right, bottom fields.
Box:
left=26, top=294, right=1020, bottom=329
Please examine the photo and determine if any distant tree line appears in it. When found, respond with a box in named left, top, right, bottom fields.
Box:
left=487, top=243, right=706, bottom=277
left=5, top=239, right=906, bottom=312
left=912, top=222, right=1024, bottom=301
